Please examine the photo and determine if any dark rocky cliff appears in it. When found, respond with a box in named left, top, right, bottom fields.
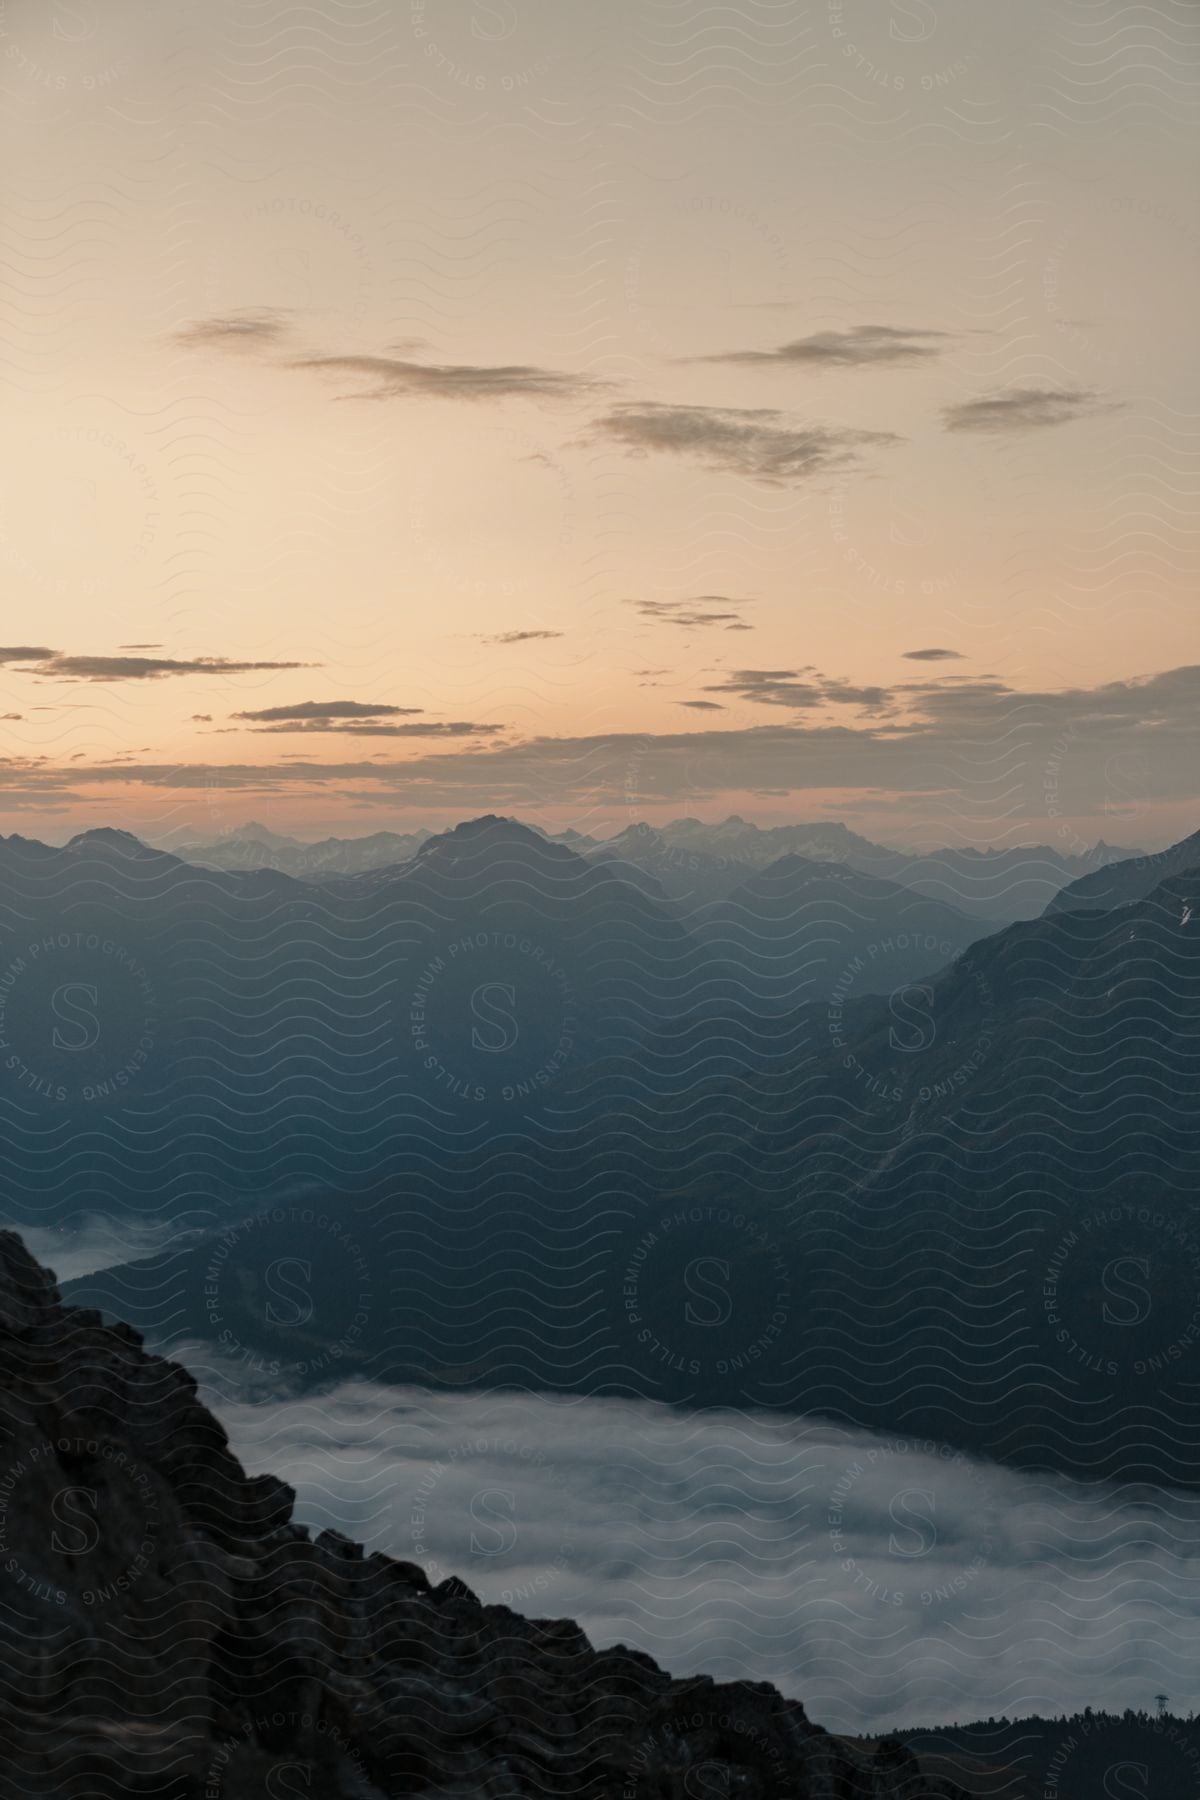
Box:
left=0, top=1232, right=962, bottom=1798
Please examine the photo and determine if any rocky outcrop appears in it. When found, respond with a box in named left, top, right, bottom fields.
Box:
left=0, top=1232, right=962, bottom=1798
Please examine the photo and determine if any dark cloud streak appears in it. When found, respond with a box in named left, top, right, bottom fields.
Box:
left=22, top=654, right=312, bottom=683
left=246, top=720, right=506, bottom=739
left=627, top=597, right=756, bottom=631
left=700, top=324, right=951, bottom=369
left=234, top=701, right=422, bottom=723
left=943, top=386, right=1119, bottom=433
left=480, top=630, right=565, bottom=646
left=288, top=355, right=600, bottom=403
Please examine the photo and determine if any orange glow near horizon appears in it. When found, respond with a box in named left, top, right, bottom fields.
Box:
left=1, top=0, right=1197, bottom=852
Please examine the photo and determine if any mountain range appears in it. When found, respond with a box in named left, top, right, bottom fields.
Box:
left=26, top=814, right=1198, bottom=1490
left=0, top=813, right=994, bottom=1211
left=160, top=815, right=1136, bottom=924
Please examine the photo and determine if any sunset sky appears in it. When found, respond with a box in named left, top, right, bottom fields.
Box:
left=2, top=0, right=1197, bottom=848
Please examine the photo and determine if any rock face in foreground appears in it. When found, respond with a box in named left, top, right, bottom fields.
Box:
left=0, top=1233, right=961, bottom=1798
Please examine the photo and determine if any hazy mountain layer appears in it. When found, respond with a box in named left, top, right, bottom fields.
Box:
left=157, top=814, right=1138, bottom=922
left=9, top=818, right=1200, bottom=1489
left=1045, top=826, right=1200, bottom=915
left=0, top=816, right=956, bottom=1219
left=63, top=855, right=1200, bottom=1490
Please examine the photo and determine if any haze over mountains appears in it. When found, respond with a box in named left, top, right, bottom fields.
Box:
left=163, top=820, right=435, bottom=878
left=163, top=814, right=1136, bottom=923
left=1045, top=827, right=1200, bottom=915
left=6, top=807, right=1197, bottom=1753
left=0, top=812, right=1146, bottom=1221
left=5, top=810, right=1190, bottom=1495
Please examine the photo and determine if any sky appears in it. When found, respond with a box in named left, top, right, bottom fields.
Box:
left=1, top=0, right=1198, bottom=848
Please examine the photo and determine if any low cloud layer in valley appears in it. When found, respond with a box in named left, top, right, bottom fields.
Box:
left=201, top=1373, right=1200, bottom=1735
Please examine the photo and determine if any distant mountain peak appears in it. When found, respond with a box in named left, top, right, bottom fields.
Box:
left=606, top=821, right=665, bottom=847
left=1047, top=823, right=1200, bottom=915
left=65, top=827, right=152, bottom=856
left=68, top=826, right=143, bottom=845
left=416, top=814, right=564, bottom=864
left=225, top=820, right=291, bottom=844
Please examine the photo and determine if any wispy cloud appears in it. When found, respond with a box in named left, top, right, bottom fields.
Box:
left=5, top=666, right=1198, bottom=825
left=903, top=648, right=963, bottom=662
left=479, top=630, right=565, bottom=646
left=699, top=324, right=951, bottom=369
left=246, top=720, right=506, bottom=738
left=16, top=653, right=312, bottom=683
left=174, top=309, right=290, bottom=351
left=627, top=597, right=756, bottom=632
left=704, top=668, right=894, bottom=713
left=289, top=354, right=600, bottom=403
left=228, top=701, right=505, bottom=740
left=589, top=403, right=899, bottom=487
left=233, top=698, right=502, bottom=737
left=234, top=700, right=423, bottom=723
left=943, top=386, right=1119, bottom=434
left=176, top=310, right=598, bottom=405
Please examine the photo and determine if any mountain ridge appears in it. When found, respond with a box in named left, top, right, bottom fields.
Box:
left=131, top=815, right=1142, bottom=919
left=0, top=1229, right=964, bottom=1798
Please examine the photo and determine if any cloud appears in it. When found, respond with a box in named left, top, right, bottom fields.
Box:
left=588, top=403, right=899, bottom=486
left=177, top=309, right=594, bottom=404
left=480, top=630, right=565, bottom=646
left=174, top=309, right=290, bottom=351
left=190, top=714, right=213, bottom=723
left=704, top=668, right=894, bottom=713
left=703, top=667, right=823, bottom=709
left=118, top=643, right=162, bottom=650
left=678, top=700, right=724, bottom=711
left=226, top=697, right=505, bottom=739
left=5, top=665, right=1198, bottom=830
left=943, top=386, right=1118, bottom=434
left=247, top=720, right=506, bottom=739
left=0, top=647, right=55, bottom=663
left=700, top=324, right=951, bottom=369
left=903, top=648, right=963, bottom=662
left=199, top=1376, right=1200, bottom=1737
left=627, top=597, right=755, bottom=631
left=233, top=701, right=423, bottom=723
left=819, top=680, right=894, bottom=711
left=289, top=354, right=600, bottom=403
left=20, top=1215, right=205, bottom=1285
left=19, top=654, right=313, bottom=683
